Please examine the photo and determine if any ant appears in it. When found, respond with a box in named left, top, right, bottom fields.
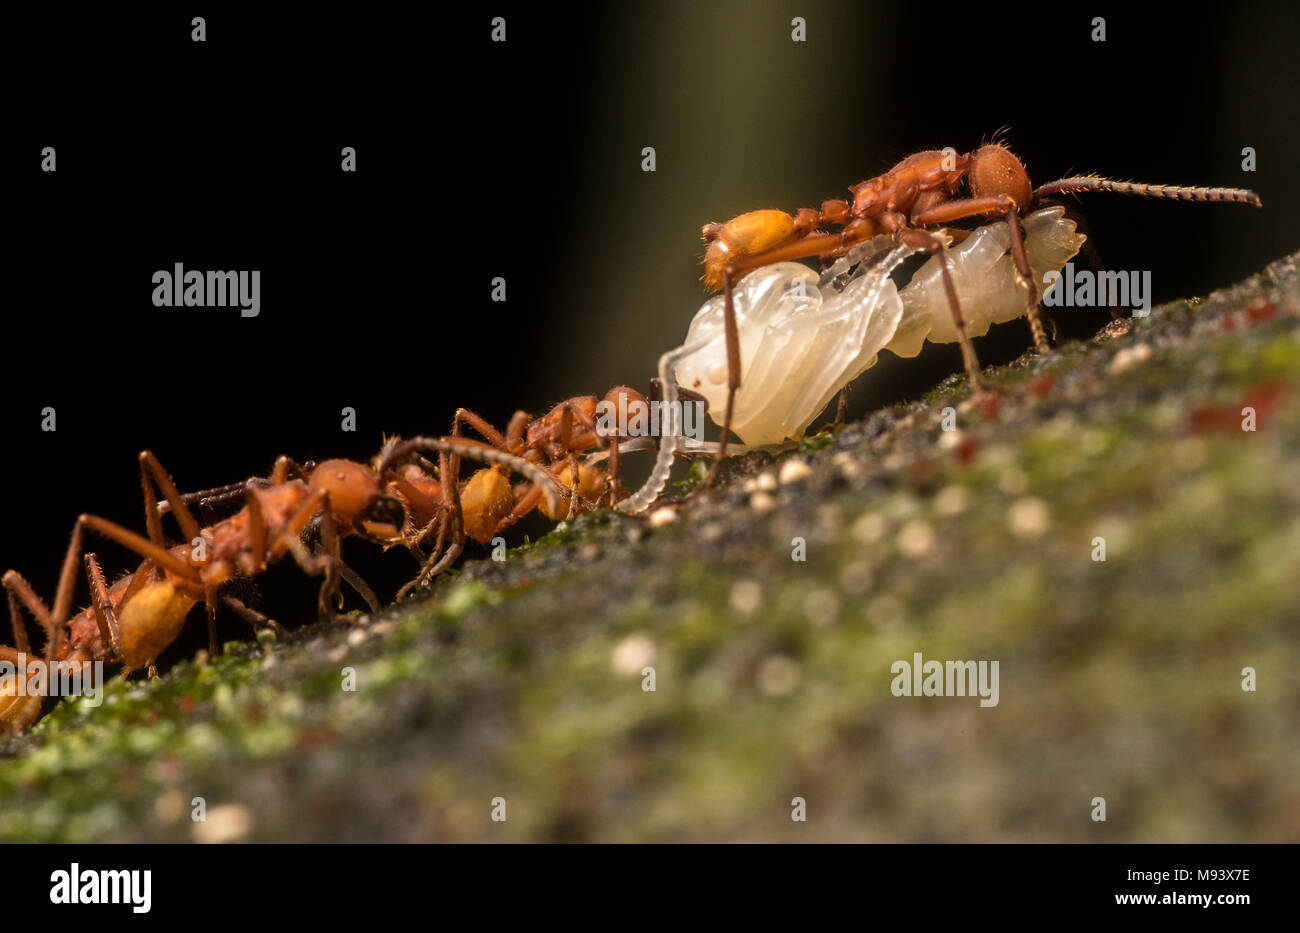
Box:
left=379, top=380, right=720, bottom=590
left=377, top=435, right=570, bottom=597
left=696, top=140, right=1263, bottom=490
left=0, top=450, right=405, bottom=734
left=447, top=387, right=651, bottom=511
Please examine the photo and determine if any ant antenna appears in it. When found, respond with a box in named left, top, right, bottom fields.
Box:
left=1035, top=176, right=1261, bottom=206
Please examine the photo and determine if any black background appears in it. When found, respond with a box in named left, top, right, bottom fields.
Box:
left=5, top=3, right=1297, bottom=656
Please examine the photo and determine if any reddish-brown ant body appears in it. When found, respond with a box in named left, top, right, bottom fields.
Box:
left=378, top=385, right=688, bottom=594
left=0, top=451, right=411, bottom=734
left=698, top=140, right=1262, bottom=488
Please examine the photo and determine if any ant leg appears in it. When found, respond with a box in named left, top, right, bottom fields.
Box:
left=337, top=561, right=381, bottom=614
left=276, top=489, right=342, bottom=623
left=5, top=587, right=31, bottom=654
left=4, top=519, right=87, bottom=655
left=495, top=484, right=544, bottom=534
left=245, top=483, right=267, bottom=571
left=78, top=514, right=199, bottom=580
left=910, top=195, right=1050, bottom=354
left=396, top=501, right=464, bottom=600
left=449, top=410, right=509, bottom=452
left=1003, top=209, right=1047, bottom=353
left=269, top=455, right=313, bottom=486
left=1076, top=236, right=1125, bottom=326
left=817, top=385, right=850, bottom=435
left=140, top=451, right=203, bottom=545
left=506, top=411, right=530, bottom=448
left=897, top=228, right=989, bottom=393
left=84, top=553, right=123, bottom=660
left=690, top=272, right=742, bottom=497
left=452, top=408, right=511, bottom=450
left=220, top=595, right=287, bottom=637
left=605, top=433, right=622, bottom=506
left=204, top=589, right=219, bottom=658
left=566, top=451, right=581, bottom=519
left=317, top=503, right=344, bottom=620
left=3, top=572, right=53, bottom=655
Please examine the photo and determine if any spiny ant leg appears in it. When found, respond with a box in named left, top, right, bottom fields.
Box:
left=910, top=195, right=1049, bottom=354
left=452, top=407, right=510, bottom=451
left=140, top=451, right=203, bottom=545
left=221, top=595, right=286, bottom=637
left=3, top=571, right=53, bottom=654
left=1001, top=209, right=1047, bottom=353
left=6, top=587, right=31, bottom=654
left=78, top=514, right=200, bottom=581
left=337, top=561, right=381, bottom=615
left=397, top=449, right=464, bottom=601
left=897, top=228, right=989, bottom=393
left=84, top=553, right=122, bottom=659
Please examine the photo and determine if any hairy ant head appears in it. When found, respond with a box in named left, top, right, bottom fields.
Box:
left=310, top=459, right=387, bottom=531
left=968, top=145, right=1033, bottom=211
left=460, top=468, right=514, bottom=544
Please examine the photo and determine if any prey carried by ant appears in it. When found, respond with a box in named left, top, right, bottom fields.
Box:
left=694, top=138, right=1262, bottom=491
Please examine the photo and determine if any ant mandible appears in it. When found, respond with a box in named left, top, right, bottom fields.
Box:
left=697, top=141, right=1263, bottom=489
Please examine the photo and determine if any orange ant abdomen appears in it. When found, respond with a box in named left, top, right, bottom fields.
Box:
left=114, top=580, right=194, bottom=672
left=460, top=469, right=514, bottom=543
left=703, top=209, right=807, bottom=291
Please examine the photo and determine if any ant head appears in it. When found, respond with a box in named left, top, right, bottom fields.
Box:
left=968, top=145, right=1033, bottom=211
left=603, top=385, right=647, bottom=410
left=460, top=468, right=513, bottom=544
left=310, top=459, right=403, bottom=535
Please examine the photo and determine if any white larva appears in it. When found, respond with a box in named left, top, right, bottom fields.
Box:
left=888, top=205, right=1087, bottom=356
left=675, top=205, right=1085, bottom=446
left=616, top=206, right=1085, bottom=513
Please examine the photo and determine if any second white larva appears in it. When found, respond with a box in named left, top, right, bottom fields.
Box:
left=888, top=205, right=1087, bottom=356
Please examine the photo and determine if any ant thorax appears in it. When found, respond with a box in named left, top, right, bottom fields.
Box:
left=670, top=206, right=1086, bottom=447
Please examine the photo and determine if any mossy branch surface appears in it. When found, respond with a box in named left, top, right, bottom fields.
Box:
left=3, top=252, right=1298, bottom=842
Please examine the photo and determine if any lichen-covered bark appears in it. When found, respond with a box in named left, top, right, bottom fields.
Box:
left=3, top=251, right=1298, bottom=842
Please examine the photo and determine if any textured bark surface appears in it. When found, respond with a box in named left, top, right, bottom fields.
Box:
left=3, top=250, right=1297, bottom=842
